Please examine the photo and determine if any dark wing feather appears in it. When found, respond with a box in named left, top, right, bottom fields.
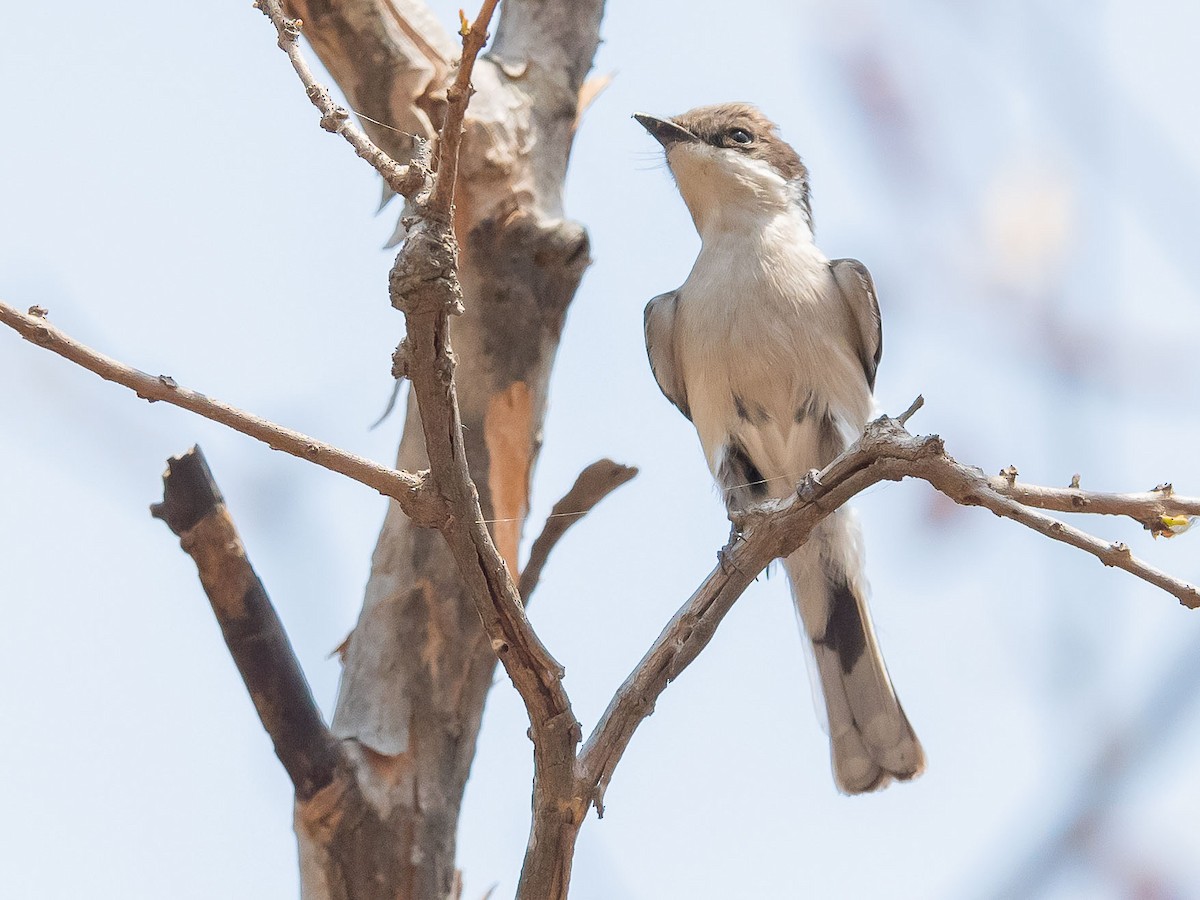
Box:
left=830, top=259, right=883, bottom=391
left=644, top=290, right=691, bottom=420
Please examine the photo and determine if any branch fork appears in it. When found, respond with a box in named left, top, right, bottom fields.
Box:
left=253, top=0, right=430, bottom=200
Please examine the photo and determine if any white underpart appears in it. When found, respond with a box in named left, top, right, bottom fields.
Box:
left=667, top=142, right=869, bottom=484
left=664, top=139, right=922, bottom=793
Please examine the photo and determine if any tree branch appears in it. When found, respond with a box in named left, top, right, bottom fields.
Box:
left=150, top=446, right=345, bottom=801
left=576, top=417, right=926, bottom=815
left=281, top=0, right=456, bottom=172
left=925, top=464, right=1200, bottom=607
left=427, top=0, right=500, bottom=218
left=0, top=301, right=445, bottom=528
left=577, top=410, right=1200, bottom=816
left=519, top=459, right=638, bottom=603
left=256, top=0, right=430, bottom=199
left=988, top=476, right=1200, bottom=536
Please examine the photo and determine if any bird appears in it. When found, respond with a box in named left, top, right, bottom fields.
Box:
left=635, top=103, right=924, bottom=793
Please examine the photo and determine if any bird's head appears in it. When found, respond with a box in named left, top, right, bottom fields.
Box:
left=634, top=103, right=812, bottom=236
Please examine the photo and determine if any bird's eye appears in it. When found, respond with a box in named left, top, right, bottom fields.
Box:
left=727, top=128, right=754, bottom=144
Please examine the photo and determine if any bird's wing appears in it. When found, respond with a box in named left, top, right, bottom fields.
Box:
left=830, top=259, right=883, bottom=392
left=644, top=290, right=691, bottom=420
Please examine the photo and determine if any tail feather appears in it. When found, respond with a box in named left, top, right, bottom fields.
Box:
left=785, top=511, right=924, bottom=794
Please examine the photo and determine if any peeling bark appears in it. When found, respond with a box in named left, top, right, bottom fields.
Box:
left=288, top=1, right=604, bottom=894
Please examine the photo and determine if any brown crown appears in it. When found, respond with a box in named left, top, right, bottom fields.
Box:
left=670, top=102, right=808, bottom=184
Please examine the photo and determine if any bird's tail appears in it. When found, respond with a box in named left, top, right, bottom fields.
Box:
left=783, top=509, right=924, bottom=793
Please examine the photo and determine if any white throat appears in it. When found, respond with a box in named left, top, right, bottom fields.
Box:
left=666, top=142, right=813, bottom=245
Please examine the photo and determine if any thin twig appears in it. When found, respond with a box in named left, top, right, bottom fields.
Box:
left=254, top=0, right=428, bottom=199
left=929, top=473, right=1199, bottom=605
left=897, top=393, right=924, bottom=425
left=427, top=0, right=501, bottom=218
left=519, top=459, right=639, bottom=603
left=988, top=478, right=1200, bottom=534
left=0, top=301, right=444, bottom=527
left=895, top=397, right=1200, bottom=532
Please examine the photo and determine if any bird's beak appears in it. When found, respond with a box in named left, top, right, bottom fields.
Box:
left=634, top=113, right=696, bottom=148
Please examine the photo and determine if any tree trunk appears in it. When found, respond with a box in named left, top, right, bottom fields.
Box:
left=282, top=1, right=604, bottom=895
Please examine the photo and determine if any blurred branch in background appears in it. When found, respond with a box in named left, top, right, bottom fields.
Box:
left=986, top=631, right=1200, bottom=899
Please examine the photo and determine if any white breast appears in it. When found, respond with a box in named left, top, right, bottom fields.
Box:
left=673, top=205, right=872, bottom=492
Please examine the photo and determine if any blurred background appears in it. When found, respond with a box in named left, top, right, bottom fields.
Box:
left=3, top=0, right=1200, bottom=897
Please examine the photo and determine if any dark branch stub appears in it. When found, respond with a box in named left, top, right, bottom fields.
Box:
left=149, top=445, right=223, bottom=534
left=151, top=446, right=345, bottom=802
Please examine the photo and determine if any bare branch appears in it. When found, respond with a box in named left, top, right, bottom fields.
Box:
left=577, top=417, right=927, bottom=815
left=897, top=392, right=924, bottom=425
left=928, top=470, right=1200, bottom=608
left=246, top=0, right=605, bottom=892
left=283, top=0, right=455, bottom=164
left=578, top=411, right=1200, bottom=816
left=988, top=477, right=1200, bottom=535
left=255, top=0, right=429, bottom=198
left=519, top=459, right=638, bottom=603
left=150, top=446, right=345, bottom=800
left=0, top=300, right=445, bottom=528
left=427, top=0, right=500, bottom=218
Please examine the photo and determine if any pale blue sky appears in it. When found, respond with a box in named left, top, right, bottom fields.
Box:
left=4, top=1, right=1200, bottom=897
